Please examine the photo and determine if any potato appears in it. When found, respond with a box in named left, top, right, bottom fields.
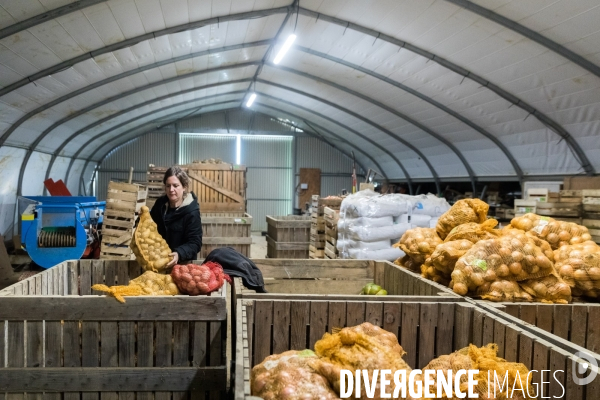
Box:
left=130, top=206, right=172, bottom=273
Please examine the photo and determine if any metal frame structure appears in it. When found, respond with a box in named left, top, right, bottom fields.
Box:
left=1, top=0, right=597, bottom=197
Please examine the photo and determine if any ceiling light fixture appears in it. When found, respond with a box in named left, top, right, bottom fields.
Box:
left=273, top=34, right=297, bottom=64
left=246, top=93, right=257, bottom=107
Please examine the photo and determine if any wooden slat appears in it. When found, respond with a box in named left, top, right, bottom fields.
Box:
left=365, top=302, right=383, bottom=327
left=587, top=306, right=600, bottom=354
left=309, top=301, right=328, bottom=349
left=345, top=302, right=365, bottom=328
left=493, top=320, right=506, bottom=359
left=503, top=324, right=519, bottom=364
left=155, top=321, right=173, bottom=400
left=382, top=303, right=401, bottom=344
left=209, top=321, right=223, bottom=399
left=82, top=317, right=100, bottom=400
left=570, top=306, right=587, bottom=347
left=549, top=348, right=567, bottom=398
left=174, top=321, right=190, bottom=400
left=45, top=319, right=62, bottom=399
left=189, top=170, right=244, bottom=203
left=401, top=303, right=419, bottom=369
left=532, top=341, right=549, bottom=396
left=290, top=302, right=309, bottom=350
left=91, top=260, right=104, bottom=295
left=328, top=302, right=346, bottom=333
left=118, top=321, right=135, bottom=400
left=518, top=332, right=533, bottom=370
left=418, top=303, right=436, bottom=369
left=68, top=260, right=78, bottom=294
left=453, top=304, right=473, bottom=350
left=482, top=313, right=494, bottom=346
left=253, top=301, right=273, bottom=366
left=536, top=305, right=553, bottom=333
left=436, top=303, right=454, bottom=358
left=0, top=368, right=226, bottom=391
left=0, top=296, right=226, bottom=321
left=137, top=321, right=154, bottom=400
left=552, top=305, right=571, bottom=340
left=80, top=260, right=92, bottom=296
left=7, top=321, right=24, bottom=400
left=272, top=301, right=291, bottom=354
left=101, top=320, right=118, bottom=400
left=63, top=318, right=81, bottom=400
left=472, top=308, right=484, bottom=347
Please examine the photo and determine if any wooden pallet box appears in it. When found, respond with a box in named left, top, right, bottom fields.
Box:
left=234, top=298, right=598, bottom=399
left=200, top=212, right=253, bottom=259
left=232, top=259, right=458, bottom=302
left=0, top=260, right=230, bottom=398
left=582, top=190, right=600, bottom=243
left=101, top=181, right=147, bottom=260
left=266, top=215, right=311, bottom=242
left=266, top=235, right=309, bottom=259
left=493, top=302, right=600, bottom=357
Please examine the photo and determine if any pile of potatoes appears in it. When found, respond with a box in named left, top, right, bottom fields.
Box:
left=396, top=227, right=443, bottom=265
left=450, top=233, right=554, bottom=296
left=478, top=279, right=533, bottom=302
left=131, top=206, right=172, bottom=273
left=427, top=239, right=473, bottom=279
left=436, top=198, right=489, bottom=239
left=444, top=219, right=500, bottom=244
left=511, top=213, right=592, bottom=249
left=92, top=271, right=179, bottom=303
left=519, top=272, right=571, bottom=304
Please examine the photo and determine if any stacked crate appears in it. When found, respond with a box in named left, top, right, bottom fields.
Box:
left=582, top=190, right=600, bottom=244
left=100, top=181, right=147, bottom=260
left=323, top=206, right=340, bottom=259
left=309, top=196, right=342, bottom=259
left=534, top=190, right=582, bottom=223
left=146, top=166, right=173, bottom=209
left=266, top=215, right=311, bottom=258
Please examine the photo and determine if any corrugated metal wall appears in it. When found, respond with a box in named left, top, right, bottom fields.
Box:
left=179, top=134, right=237, bottom=165
left=295, top=137, right=361, bottom=203
left=242, top=136, right=293, bottom=232
left=95, top=132, right=176, bottom=200
left=178, top=109, right=297, bottom=133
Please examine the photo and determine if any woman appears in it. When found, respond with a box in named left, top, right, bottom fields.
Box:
left=150, top=166, right=203, bottom=266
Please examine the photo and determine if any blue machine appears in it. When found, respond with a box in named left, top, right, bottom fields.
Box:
left=21, top=196, right=106, bottom=269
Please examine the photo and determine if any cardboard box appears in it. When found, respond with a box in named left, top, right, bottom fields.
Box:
left=564, top=176, right=600, bottom=190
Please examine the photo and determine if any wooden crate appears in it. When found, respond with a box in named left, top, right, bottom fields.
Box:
left=309, top=244, right=324, bottom=259
left=234, top=299, right=598, bottom=399
left=231, top=259, right=458, bottom=301
left=582, top=190, right=600, bottom=243
left=200, top=212, right=253, bottom=259
left=560, top=190, right=583, bottom=203
left=495, top=303, right=600, bottom=356
left=535, top=201, right=581, bottom=218
left=266, top=215, right=310, bottom=242
left=0, top=260, right=230, bottom=398
left=311, top=195, right=343, bottom=214
left=266, top=235, right=309, bottom=259
left=101, top=181, right=147, bottom=260
left=148, top=163, right=247, bottom=212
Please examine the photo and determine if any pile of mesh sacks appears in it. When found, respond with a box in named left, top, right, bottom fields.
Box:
left=337, top=190, right=450, bottom=261
left=94, top=206, right=230, bottom=302
left=251, top=322, right=534, bottom=399
left=395, top=198, right=600, bottom=302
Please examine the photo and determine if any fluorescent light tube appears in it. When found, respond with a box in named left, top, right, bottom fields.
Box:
left=273, top=34, right=296, bottom=64
left=246, top=93, right=257, bottom=107
left=236, top=134, right=241, bottom=165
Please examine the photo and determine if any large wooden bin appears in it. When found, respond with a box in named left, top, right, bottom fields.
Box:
left=266, top=215, right=311, bottom=258
left=232, top=259, right=459, bottom=303
left=200, top=212, right=253, bottom=259
left=0, top=260, right=229, bottom=399
left=489, top=302, right=600, bottom=356
left=234, top=299, right=599, bottom=400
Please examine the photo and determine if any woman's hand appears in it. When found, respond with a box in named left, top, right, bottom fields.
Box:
left=167, top=252, right=179, bottom=267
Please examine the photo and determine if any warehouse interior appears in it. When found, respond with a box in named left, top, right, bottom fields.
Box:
left=1, top=1, right=600, bottom=398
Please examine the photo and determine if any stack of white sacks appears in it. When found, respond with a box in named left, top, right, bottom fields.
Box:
left=337, top=190, right=450, bottom=261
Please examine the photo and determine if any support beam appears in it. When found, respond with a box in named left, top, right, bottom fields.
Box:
left=0, top=0, right=108, bottom=40
left=444, top=0, right=600, bottom=79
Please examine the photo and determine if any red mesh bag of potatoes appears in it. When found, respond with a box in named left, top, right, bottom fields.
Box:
left=251, top=350, right=339, bottom=400
left=511, top=213, right=592, bottom=249
left=436, top=198, right=489, bottom=239
left=554, top=241, right=600, bottom=298
left=396, top=227, right=443, bottom=265
left=451, top=233, right=553, bottom=296
left=171, top=261, right=231, bottom=295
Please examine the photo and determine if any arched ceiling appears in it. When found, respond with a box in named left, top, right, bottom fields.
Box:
left=2, top=0, right=600, bottom=196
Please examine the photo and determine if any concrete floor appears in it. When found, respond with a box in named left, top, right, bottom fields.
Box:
left=250, top=231, right=267, bottom=258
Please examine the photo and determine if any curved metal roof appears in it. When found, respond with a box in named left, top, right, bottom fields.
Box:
left=2, top=0, right=600, bottom=196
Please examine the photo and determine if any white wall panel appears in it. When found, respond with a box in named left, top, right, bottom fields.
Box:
left=22, top=151, right=51, bottom=196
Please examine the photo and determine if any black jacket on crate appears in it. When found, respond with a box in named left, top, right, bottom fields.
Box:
left=204, top=247, right=267, bottom=293
left=150, top=192, right=203, bottom=262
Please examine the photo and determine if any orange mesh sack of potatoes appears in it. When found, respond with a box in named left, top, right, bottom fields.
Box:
left=477, top=279, right=534, bottom=302
left=130, top=206, right=172, bottom=273
left=444, top=218, right=500, bottom=244
left=421, top=260, right=451, bottom=286
left=429, top=239, right=474, bottom=278
left=396, top=227, right=443, bottom=265
left=436, top=198, right=489, bottom=240
left=511, top=213, right=592, bottom=249
left=502, top=226, right=556, bottom=262
left=422, top=343, right=534, bottom=399
left=92, top=271, right=180, bottom=303
left=251, top=350, right=340, bottom=400
left=519, top=271, right=572, bottom=304
left=451, top=233, right=554, bottom=296
left=554, top=241, right=600, bottom=298
left=311, top=322, right=412, bottom=399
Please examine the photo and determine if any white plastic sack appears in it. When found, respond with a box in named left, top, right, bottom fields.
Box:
left=429, top=218, right=439, bottom=228
left=408, top=194, right=450, bottom=217
left=396, top=213, right=431, bottom=227
left=341, top=191, right=409, bottom=218
left=343, top=223, right=412, bottom=242
left=347, top=247, right=405, bottom=261
left=338, top=216, right=394, bottom=231
left=336, top=239, right=391, bottom=252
